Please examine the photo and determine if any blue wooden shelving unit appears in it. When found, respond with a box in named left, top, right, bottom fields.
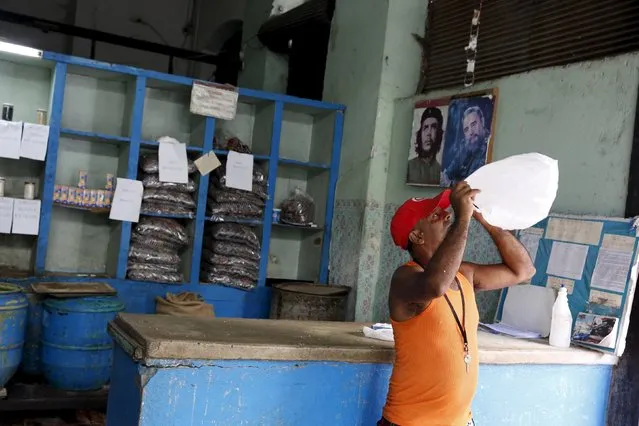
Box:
left=0, top=50, right=345, bottom=318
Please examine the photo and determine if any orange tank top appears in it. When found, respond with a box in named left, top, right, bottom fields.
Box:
left=383, top=262, right=479, bottom=426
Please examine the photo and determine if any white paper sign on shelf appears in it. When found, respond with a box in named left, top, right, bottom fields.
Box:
left=109, top=178, right=143, bottom=223
left=158, top=137, right=188, bottom=184
left=20, top=123, right=50, bottom=161
left=190, top=81, right=239, bottom=121
left=194, top=151, right=222, bottom=176
left=0, top=197, right=14, bottom=234
left=226, top=151, right=254, bottom=191
left=12, top=199, right=40, bottom=235
left=0, top=121, right=23, bottom=159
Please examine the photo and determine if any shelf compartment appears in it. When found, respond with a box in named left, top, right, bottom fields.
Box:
left=53, top=202, right=110, bottom=214
left=60, top=128, right=131, bottom=144
left=212, top=149, right=270, bottom=162
left=278, top=158, right=330, bottom=170
left=140, top=211, right=194, bottom=220
left=205, top=216, right=263, bottom=226
left=140, top=139, right=204, bottom=153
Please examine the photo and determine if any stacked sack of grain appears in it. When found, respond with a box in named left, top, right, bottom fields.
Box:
left=127, top=217, right=189, bottom=284
left=206, top=162, right=267, bottom=220
left=139, top=154, right=197, bottom=217
left=201, top=223, right=261, bottom=290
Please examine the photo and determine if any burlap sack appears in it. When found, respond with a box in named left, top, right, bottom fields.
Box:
left=155, top=292, right=215, bottom=318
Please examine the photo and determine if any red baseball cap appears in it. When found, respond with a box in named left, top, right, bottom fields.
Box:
left=390, top=190, right=451, bottom=249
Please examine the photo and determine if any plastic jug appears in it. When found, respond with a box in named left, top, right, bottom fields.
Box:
left=465, top=153, right=558, bottom=230
left=549, top=286, right=572, bottom=348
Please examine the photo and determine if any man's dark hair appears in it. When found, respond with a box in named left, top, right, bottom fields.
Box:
left=415, top=107, right=444, bottom=158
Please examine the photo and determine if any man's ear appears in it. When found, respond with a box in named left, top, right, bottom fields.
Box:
left=408, top=229, right=423, bottom=246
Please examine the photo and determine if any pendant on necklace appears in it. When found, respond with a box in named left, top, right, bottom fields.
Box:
left=464, top=353, right=472, bottom=373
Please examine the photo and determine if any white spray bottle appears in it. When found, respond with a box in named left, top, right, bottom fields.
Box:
left=549, top=285, right=572, bottom=348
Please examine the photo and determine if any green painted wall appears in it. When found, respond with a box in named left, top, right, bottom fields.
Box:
left=386, top=53, right=639, bottom=215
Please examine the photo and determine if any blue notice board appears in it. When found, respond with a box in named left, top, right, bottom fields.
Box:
left=496, top=213, right=639, bottom=355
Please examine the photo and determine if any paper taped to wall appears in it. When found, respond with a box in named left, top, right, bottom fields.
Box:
left=546, top=241, right=589, bottom=280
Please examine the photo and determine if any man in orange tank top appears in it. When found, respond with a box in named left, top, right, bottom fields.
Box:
left=379, top=182, right=536, bottom=426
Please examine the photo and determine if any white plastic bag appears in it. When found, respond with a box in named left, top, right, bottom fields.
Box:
left=465, top=153, right=558, bottom=230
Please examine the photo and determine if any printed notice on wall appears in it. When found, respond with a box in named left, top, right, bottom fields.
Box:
left=190, top=81, right=238, bottom=121
left=519, top=227, right=544, bottom=264
left=589, top=289, right=622, bottom=311
left=591, top=248, right=633, bottom=293
left=601, top=234, right=636, bottom=253
left=20, top=123, right=50, bottom=161
left=12, top=199, right=40, bottom=235
left=0, top=121, right=23, bottom=159
left=109, top=178, right=143, bottom=223
left=158, top=137, right=188, bottom=184
left=194, top=151, right=222, bottom=176
left=546, top=276, right=575, bottom=294
left=546, top=241, right=589, bottom=280
left=226, top=151, right=254, bottom=191
left=0, top=197, right=14, bottom=234
left=545, top=217, right=603, bottom=246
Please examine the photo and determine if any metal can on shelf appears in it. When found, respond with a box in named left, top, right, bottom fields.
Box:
left=78, top=170, right=88, bottom=189
left=2, top=104, right=14, bottom=121
left=24, top=182, right=36, bottom=200
left=74, top=188, right=84, bottom=206
left=0, top=178, right=5, bottom=198
left=53, top=184, right=61, bottom=202
left=82, top=189, right=91, bottom=207
left=104, top=190, right=112, bottom=207
left=59, top=185, right=69, bottom=203
left=67, top=187, right=77, bottom=205
left=105, top=174, right=114, bottom=191
left=96, top=190, right=106, bottom=208
left=89, top=189, right=98, bottom=207
left=36, top=109, right=48, bottom=125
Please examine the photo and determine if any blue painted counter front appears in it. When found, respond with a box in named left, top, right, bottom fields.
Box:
left=106, top=314, right=615, bottom=426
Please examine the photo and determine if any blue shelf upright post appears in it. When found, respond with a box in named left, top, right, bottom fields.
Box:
left=116, top=76, right=146, bottom=279
left=189, top=117, right=216, bottom=287
left=258, top=101, right=284, bottom=287
left=35, top=62, right=68, bottom=275
left=319, top=110, right=345, bottom=284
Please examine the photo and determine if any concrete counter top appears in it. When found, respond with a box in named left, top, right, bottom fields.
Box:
left=109, top=313, right=618, bottom=366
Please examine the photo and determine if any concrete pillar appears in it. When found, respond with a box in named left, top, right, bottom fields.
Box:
left=323, top=0, right=427, bottom=321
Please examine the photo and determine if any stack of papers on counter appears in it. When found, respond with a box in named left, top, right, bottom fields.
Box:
left=479, top=322, right=542, bottom=339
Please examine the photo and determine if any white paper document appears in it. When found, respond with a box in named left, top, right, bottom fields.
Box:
left=109, top=178, right=143, bottom=223
left=194, top=151, right=222, bottom=176
left=12, top=199, right=40, bottom=235
left=158, top=137, right=188, bottom=184
left=546, top=276, right=575, bottom=294
left=519, top=227, right=543, bottom=264
left=479, top=322, right=542, bottom=339
left=0, top=197, right=14, bottom=234
left=545, top=217, right=603, bottom=246
left=591, top=248, right=633, bottom=293
left=601, top=234, right=636, bottom=253
left=190, top=81, right=239, bottom=121
left=226, top=151, right=254, bottom=191
left=20, top=123, right=50, bottom=161
left=546, top=241, right=589, bottom=280
left=0, top=121, right=23, bottom=159
left=500, top=284, right=555, bottom=337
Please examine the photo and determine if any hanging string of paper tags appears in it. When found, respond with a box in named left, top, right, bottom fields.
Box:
left=464, top=1, right=484, bottom=87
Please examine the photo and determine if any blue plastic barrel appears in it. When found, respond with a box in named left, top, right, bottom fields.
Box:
left=21, top=292, right=43, bottom=375
left=41, top=296, right=124, bottom=391
left=0, top=284, right=28, bottom=388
